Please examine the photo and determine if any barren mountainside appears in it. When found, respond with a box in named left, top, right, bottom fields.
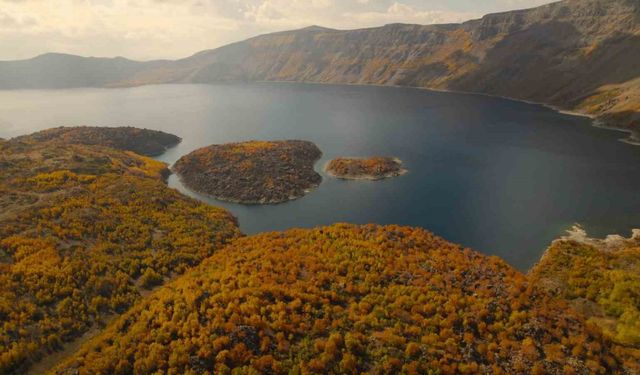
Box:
left=0, top=0, right=638, bottom=133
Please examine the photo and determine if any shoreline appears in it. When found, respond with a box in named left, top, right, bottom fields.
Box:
left=172, top=170, right=322, bottom=205
left=170, top=154, right=323, bottom=205
left=254, top=79, right=640, bottom=146
left=6, top=80, right=636, bottom=147
left=592, top=120, right=640, bottom=145
left=528, top=224, right=640, bottom=274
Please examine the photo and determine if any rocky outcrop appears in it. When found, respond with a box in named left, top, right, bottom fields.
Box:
left=553, top=224, right=640, bottom=252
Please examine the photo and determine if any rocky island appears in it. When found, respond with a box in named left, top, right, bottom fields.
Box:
left=17, top=126, right=182, bottom=156
left=173, top=140, right=322, bottom=204
left=326, top=157, right=407, bottom=180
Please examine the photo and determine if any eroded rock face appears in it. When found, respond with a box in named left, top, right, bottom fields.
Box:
left=173, top=140, right=322, bottom=204
left=325, top=157, right=406, bottom=180
left=16, top=126, right=182, bottom=156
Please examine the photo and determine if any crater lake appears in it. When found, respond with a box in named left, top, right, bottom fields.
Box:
left=1, top=82, right=639, bottom=270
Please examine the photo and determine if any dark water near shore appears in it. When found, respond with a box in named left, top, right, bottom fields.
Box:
left=1, top=82, right=639, bottom=270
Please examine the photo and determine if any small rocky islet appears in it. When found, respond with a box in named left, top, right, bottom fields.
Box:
left=325, top=156, right=407, bottom=180
left=173, top=140, right=322, bottom=204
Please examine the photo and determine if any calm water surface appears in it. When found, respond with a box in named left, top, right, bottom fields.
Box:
left=1, top=83, right=639, bottom=270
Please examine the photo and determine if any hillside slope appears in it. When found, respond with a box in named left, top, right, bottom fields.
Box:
left=0, top=54, right=152, bottom=89
left=54, top=224, right=621, bottom=374
left=1, top=0, right=638, bottom=135
left=530, top=226, right=640, bottom=373
left=15, top=126, right=182, bottom=157
left=0, top=129, right=239, bottom=373
left=170, top=0, right=639, bottom=132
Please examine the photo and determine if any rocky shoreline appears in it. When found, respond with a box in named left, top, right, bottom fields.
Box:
left=175, top=172, right=321, bottom=205
left=555, top=224, right=640, bottom=252
left=592, top=120, right=640, bottom=146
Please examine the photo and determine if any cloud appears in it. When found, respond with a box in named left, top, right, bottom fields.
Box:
left=0, top=12, right=20, bottom=28
left=346, top=2, right=476, bottom=26
left=0, top=0, right=555, bottom=60
left=0, top=0, right=242, bottom=59
left=498, top=0, right=553, bottom=6
left=243, top=0, right=338, bottom=29
left=0, top=9, right=36, bottom=29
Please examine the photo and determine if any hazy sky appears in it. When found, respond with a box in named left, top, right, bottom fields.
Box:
left=0, top=0, right=555, bottom=61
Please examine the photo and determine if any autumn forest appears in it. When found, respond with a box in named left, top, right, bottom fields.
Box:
left=0, top=126, right=637, bottom=374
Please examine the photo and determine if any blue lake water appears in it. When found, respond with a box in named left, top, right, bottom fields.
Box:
left=1, top=82, right=639, bottom=270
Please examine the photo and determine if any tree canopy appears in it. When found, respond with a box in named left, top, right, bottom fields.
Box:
left=0, top=134, right=239, bottom=373
left=55, top=224, right=619, bottom=374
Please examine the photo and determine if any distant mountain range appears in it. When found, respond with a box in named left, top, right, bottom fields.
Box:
left=0, top=0, right=638, bottom=134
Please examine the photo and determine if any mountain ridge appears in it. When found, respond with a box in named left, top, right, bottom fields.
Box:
left=0, top=0, right=638, bottom=135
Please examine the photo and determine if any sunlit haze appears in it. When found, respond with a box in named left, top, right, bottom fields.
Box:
left=0, top=0, right=556, bottom=61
